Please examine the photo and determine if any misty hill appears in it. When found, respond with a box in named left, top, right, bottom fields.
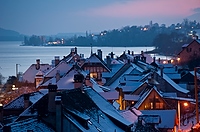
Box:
left=0, top=28, right=23, bottom=41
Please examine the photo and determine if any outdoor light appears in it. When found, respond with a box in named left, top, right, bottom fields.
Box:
left=183, top=102, right=188, bottom=107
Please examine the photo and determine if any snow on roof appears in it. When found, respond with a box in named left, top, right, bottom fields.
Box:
left=157, top=70, right=189, bottom=94
left=163, top=67, right=177, bottom=74
left=62, top=88, right=128, bottom=132
left=85, top=54, right=111, bottom=72
left=44, top=61, right=72, bottom=77
left=182, top=44, right=189, bottom=47
left=163, top=96, right=195, bottom=102
left=35, top=70, right=44, bottom=76
left=99, top=91, right=118, bottom=100
left=90, top=78, right=104, bottom=92
left=166, top=73, right=181, bottom=80
left=120, top=110, right=138, bottom=124
left=4, top=90, right=48, bottom=110
left=85, top=88, right=133, bottom=127
left=162, top=92, right=177, bottom=97
left=130, top=107, right=142, bottom=116
left=56, top=70, right=77, bottom=90
left=108, top=65, right=136, bottom=89
left=4, top=96, right=24, bottom=109
left=141, top=110, right=176, bottom=129
left=124, top=95, right=139, bottom=101
left=23, top=64, right=51, bottom=83
left=5, top=118, right=54, bottom=132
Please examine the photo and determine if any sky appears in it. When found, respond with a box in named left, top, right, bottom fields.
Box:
left=0, top=0, right=200, bottom=35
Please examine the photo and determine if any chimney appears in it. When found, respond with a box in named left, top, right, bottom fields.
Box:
left=36, top=59, right=40, bottom=70
left=116, top=88, right=124, bottom=110
left=97, top=49, right=102, bottom=59
left=141, top=51, right=144, bottom=57
left=55, top=56, right=60, bottom=66
left=85, top=74, right=92, bottom=87
left=106, top=56, right=111, bottom=68
left=56, top=70, right=60, bottom=82
left=24, top=94, right=30, bottom=109
left=131, top=51, right=134, bottom=56
left=48, top=84, right=58, bottom=113
left=153, top=57, right=156, bottom=62
left=55, top=96, right=62, bottom=132
left=75, top=47, right=77, bottom=54
left=74, top=73, right=84, bottom=88
left=0, top=104, right=3, bottom=123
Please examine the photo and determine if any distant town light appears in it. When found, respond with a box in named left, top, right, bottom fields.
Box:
left=177, top=58, right=180, bottom=61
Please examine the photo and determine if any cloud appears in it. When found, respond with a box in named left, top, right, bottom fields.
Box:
left=82, top=0, right=200, bottom=19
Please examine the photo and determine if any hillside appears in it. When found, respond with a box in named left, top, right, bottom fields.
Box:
left=0, top=28, right=23, bottom=41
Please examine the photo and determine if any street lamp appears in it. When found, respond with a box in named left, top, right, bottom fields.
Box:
left=178, top=101, right=189, bottom=132
left=12, top=85, right=18, bottom=91
left=194, top=67, right=200, bottom=125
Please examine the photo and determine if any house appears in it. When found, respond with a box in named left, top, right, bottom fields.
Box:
left=1, top=84, right=135, bottom=132
left=177, top=39, right=200, bottom=66
left=22, top=59, right=52, bottom=84
left=81, top=50, right=111, bottom=85
left=141, top=110, right=177, bottom=132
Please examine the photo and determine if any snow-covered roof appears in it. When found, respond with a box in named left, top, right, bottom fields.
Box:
left=85, top=88, right=133, bottom=127
left=99, top=91, right=118, bottom=100
left=23, top=64, right=51, bottom=83
left=4, top=118, right=54, bottom=132
left=157, top=70, right=189, bottom=94
left=166, top=73, right=181, bottom=80
left=62, top=88, right=132, bottom=131
left=124, top=95, right=139, bottom=101
left=120, top=110, right=138, bottom=124
left=44, top=60, right=72, bottom=77
left=141, top=110, right=176, bottom=129
left=4, top=90, right=48, bottom=110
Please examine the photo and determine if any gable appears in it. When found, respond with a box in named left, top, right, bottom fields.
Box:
left=134, top=87, right=168, bottom=110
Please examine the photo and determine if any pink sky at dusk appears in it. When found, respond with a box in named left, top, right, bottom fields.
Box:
left=86, top=0, right=200, bottom=18
left=0, top=0, right=200, bottom=35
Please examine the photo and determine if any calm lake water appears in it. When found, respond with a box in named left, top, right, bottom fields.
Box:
left=0, top=41, right=167, bottom=81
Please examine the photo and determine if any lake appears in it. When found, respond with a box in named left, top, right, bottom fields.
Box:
left=0, top=41, right=168, bottom=81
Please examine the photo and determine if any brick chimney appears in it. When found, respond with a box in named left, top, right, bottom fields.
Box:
left=24, top=94, right=30, bottom=110
left=74, top=73, right=84, bottom=88
left=55, top=96, right=62, bottom=132
left=48, top=84, right=58, bottom=113
left=85, top=74, right=92, bottom=87
left=106, top=56, right=111, bottom=68
left=97, top=49, right=102, bottom=59
left=36, top=59, right=40, bottom=70
left=56, top=70, right=60, bottom=82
